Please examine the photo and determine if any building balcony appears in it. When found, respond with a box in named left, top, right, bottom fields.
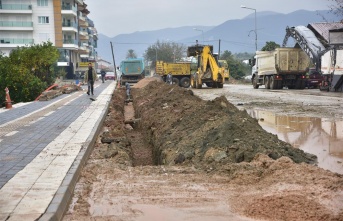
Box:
left=62, top=22, right=78, bottom=32
left=79, top=34, right=89, bottom=40
left=79, top=29, right=88, bottom=36
left=0, top=4, right=32, bottom=14
left=0, top=21, right=33, bottom=31
left=63, top=39, right=78, bottom=49
left=0, top=38, right=34, bottom=46
left=81, top=42, right=89, bottom=47
left=79, top=47, right=89, bottom=55
left=61, top=5, right=77, bottom=16
left=75, top=0, right=84, bottom=5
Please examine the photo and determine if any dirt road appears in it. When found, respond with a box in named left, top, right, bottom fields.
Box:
left=194, top=84, right=343, bottom=119
left=63, top=80, right=343, bottom=221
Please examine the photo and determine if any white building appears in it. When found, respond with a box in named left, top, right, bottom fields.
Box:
left=0, top=0, right=98, bottom=79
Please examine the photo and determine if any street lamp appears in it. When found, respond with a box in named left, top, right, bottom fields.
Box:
left=241, top=5, right=257, bottom=51
left=193, top=27, right=204, bottom=43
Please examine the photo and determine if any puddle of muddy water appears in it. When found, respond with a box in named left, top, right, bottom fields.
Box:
left=246, top=109, right=343, bottom=174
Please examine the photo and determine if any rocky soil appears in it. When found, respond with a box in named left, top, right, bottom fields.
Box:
left=63, top=78, right=343, bottom=221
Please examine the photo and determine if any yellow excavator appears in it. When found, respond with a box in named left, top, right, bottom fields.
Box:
left=187, top=44, right=225, bottom=89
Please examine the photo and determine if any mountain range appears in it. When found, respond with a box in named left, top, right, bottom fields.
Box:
left=96, top=10, right=340, bottom=64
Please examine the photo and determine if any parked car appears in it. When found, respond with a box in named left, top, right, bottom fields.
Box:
left=105, top=71, right=115, bottom=80
left=306, top=68, right=323, bottom=89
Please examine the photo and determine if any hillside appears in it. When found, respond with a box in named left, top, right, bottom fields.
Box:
left=97, top=10, right=340, bottom=65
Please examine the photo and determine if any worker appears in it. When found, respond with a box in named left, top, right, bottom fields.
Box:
left=166, top=73, right=173, bottom=85
left=125, top=82, right=131, bottom=99
left=100, top=69, right=106, bottom=83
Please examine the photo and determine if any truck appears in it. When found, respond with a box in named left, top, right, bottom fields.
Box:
left=119, top=58, right=145, bottom=85
left=218, top=60, right=230, bottom=82
left=320, top=49, right=343, bottom=91
left=250, top=48, right=310, bottom=89
left=187, top=44, right=225, bottom=89
left=155, top=61, right=197, bottom=88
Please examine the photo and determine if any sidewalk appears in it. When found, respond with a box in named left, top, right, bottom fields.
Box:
left=0, top=80, right=117, bottom=221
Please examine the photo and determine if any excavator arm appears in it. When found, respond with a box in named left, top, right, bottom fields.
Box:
left=199, top=46, right=221, bottom=81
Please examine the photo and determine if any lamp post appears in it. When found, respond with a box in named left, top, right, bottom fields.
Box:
left=241, top=5, right=257, bottom=51
left=193, top=28, right=204, bottom=43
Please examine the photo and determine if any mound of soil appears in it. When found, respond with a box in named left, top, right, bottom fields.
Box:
left=132, top=80, right=316, bottom=170
left=65, top=79, right=343, bottom=221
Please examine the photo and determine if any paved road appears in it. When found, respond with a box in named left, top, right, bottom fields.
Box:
left=0, top=80, right=117, bottom=221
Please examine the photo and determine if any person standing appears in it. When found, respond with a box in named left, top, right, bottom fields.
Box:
left=84, top=63, right=97, bottom=95
left=125, top=82, right=131, bottom=99
left=100, top=69, right=106, bottom=83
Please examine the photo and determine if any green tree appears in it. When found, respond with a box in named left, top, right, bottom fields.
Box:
left=126, top=49, right=137, bottom=59
left=9, top=41, right=59, bottom=85
left=261, top=41, right=280, bottom=51
left=144, top=40, right=186, bottom=67
left=220, top=50, right=251, bottom=79
left=0, top=42, right=59, bottom=106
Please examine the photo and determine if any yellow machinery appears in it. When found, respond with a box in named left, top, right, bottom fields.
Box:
left=155, top=61, right=195, bottom=88
left=219, top=60, right=230, bottom=82
left=187, top=45, right=225, bottom=89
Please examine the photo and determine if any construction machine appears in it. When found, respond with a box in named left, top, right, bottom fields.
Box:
left=187, top=44, right=225, bottom=89
left=282, top=24, right=343, bottom=92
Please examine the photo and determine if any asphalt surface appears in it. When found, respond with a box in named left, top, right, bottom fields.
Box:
left=0, top=80, right=117, bottom=221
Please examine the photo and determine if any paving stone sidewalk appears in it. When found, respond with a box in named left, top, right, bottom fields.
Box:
left=0, top=80, right=117, bottom=221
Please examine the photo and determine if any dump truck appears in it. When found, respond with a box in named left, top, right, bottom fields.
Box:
left=119, top=58, right=145, bottom=85
left=250, top=48, right=310, bottom=89
left=188, top=44, right=225, bottom=89
left=155, top=61, right=197, bottom=88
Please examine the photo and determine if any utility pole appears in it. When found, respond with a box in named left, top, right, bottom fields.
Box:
left=110, top=41, right=117, bottom=77
left=218, top=39, right=221, bottom=59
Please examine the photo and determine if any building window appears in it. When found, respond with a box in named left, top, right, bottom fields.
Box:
left=37, top=0, right=48, bottom=6
left=38, top=16, right=49, bottom=24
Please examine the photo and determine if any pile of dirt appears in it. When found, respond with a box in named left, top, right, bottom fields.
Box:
left=131, top=80, right=316, bottom=170
left=64, top=79, right=343, bottom=221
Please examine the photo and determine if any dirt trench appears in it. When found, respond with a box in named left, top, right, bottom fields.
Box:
left=64, top=78, right=343, bottom=221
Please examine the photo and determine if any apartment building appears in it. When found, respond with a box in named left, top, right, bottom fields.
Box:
left=0, top=0, right=98, bottom=79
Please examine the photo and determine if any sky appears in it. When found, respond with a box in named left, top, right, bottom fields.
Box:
left=85, top=0, right=332, bottom=37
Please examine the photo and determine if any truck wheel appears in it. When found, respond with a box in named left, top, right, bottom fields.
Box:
left=252, top=76, right=259, bottom=89
left=205, top=82, right=213, bottom=87
left=277, top=81, right=283, bottom=89
left=180, top=77, right=190, bottom=88
left=172, top=77, right=180, bottom=86
left=190, top=74, right=196, bottom=88
left=295, top=79, right=305, bottom=89
left=264, top=76, right=270, bottom=89
left=270, top=76, right=277, bottom=89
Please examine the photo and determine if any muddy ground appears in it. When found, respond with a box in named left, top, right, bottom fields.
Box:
left=63, top=78, right=343, bottom=221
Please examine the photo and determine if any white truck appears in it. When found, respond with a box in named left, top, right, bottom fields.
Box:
left=319, top=49, right=343, bottom=92
left=251, top=48, right=310, bottom=89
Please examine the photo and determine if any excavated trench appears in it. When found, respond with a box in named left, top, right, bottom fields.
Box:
left=124, top=100, right=154, bottom=166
